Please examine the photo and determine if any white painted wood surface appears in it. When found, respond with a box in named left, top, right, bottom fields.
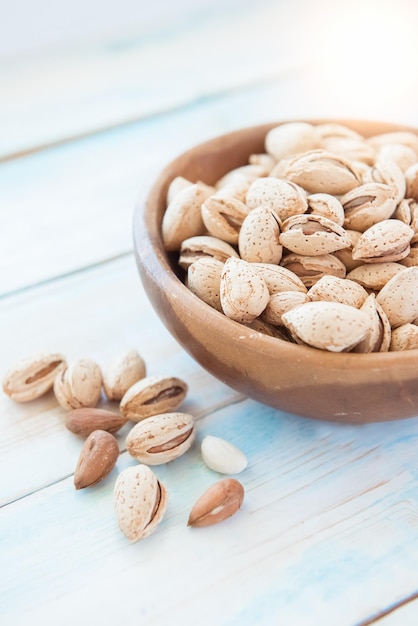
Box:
left=2, top=1, right=418, bottom=624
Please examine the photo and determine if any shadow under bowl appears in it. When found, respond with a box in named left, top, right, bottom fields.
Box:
left=133, top=119, right=418, bottom=423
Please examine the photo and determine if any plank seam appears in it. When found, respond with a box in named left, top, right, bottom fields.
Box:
left=356, top=590, right=418, bottom=625
left=0, top=64, right=310, bottom=164
left=0, top=250, right=133, bottom=301
left=0, top=394, right=247, bottom=508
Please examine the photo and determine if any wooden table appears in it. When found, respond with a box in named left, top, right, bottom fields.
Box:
left=2, top=2, right=418, bottom=624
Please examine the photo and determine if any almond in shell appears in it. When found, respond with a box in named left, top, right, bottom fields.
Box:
left=281, top=301, right=372, bottom=352
left=2, top=352, right=66, bottom=402
left=114, top=464, right=168, bottom=542
left=126, top=412, right=195, bottom=465
left=220, top=257, right=269, bottom=323
left=53, top=358, right=102, bottom=410
left=120, top=375, right=188, bottom=422
left=352, top=220, right=414, bottom=263
left=103, top=350, right=146, bottom=401
left=389, top=323, right=418, bottom=351
left=376, top=266, right=418, bottom=327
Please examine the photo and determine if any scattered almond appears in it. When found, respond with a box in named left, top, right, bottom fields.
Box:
left=120, top=375, right=188, bottom=422
left=114, top=464, right=168, bottom=542
left=2, top=352, right=66, bottom=402
left=54, top=357, right=102, bottom=410
left=187, top=478, right=245, bottom=528
left=103, top=350, right=146, bottom=401
left=201, top=435, right=247, bottom=474
left=126, top=412, right=195, bottom=465
left=74, top=430, right=119, bottom=490
left=65, top=407, right=128, bottom=437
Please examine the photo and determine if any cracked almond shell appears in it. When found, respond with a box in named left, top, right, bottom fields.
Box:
left=278, top=149, right=362, bottom=195
left=126, top=412, right=195, bottom=464
left=279, top=214, right=351, bottom=256
left=53, top=358, right=102, bottom=410
left=120, top=375, right=188, bottom=422
left=114, top=464, right=168, bottom=542
left=2, top=352, right=66, bottom=402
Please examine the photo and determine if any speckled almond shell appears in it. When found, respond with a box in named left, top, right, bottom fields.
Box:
left=376, top=266, right=418, bottom=327
left=220, top=257, right=269, bottom=323
left=238, top=207, right=282, bottom=264
left=281, top=301, right=372, bottom=352
left=279, top=214, right=351, bottom=256
left=251, top=263, right=307, bottom=294
left=120, top=375, right=188, bottom=422
left=179, top=235, right=238, bottom=270
left=162, top=183, right=213, bottom=251
left=103, top=350, right=146, bottom=401
left=2, top=352, right=66, bottom=403
left=308, top=276, right=368, bottom=308
left=341, top=183, right=398, bottom=232
left=53, top=358, right=102, bottom=410
left=126, top=412, right=195, bottom=465
left=280, top=149, right=362, bottom=195
left=134, top=119, right=418, bottom=422
left=201, top=194, right=250, bottom=244
left=346, top=262, right=405, bottom=291
left=390, top=323, right=418, bottom=351
left=187, top=257, right=224, bottom=312
left=114, top=465, right=168, bottom=542
left=246, top=177, right=307, bottom=221
left=352, top=220, right=414, bottom=263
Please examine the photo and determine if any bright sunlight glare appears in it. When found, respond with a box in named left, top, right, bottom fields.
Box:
left=309, top=0, right=418, bottom=120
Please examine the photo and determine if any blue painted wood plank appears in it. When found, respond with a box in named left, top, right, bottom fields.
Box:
left=0, top=255, right=242, bottom=505
left=0, top=75, right=310, bottom=296
left=2, top=398, right=418, bottom=624
left=0, top=0, right=309, bottom=158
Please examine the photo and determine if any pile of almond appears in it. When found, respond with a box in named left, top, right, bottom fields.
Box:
left=162, top=122, right=418, bottom=353
left=2, top=350, right=247, bottom=541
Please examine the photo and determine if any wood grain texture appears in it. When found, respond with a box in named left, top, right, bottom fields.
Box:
left=3, top=1, right=418, bottom=623
left=0, top=256, right=241, bottom=505
left=0, top=75, right=312, bottom=297
left=2, top=397, right=418, bottom=625
left=364, top=597, right=418, bottom=625
left=0, top=0, right=311, bottom=159
left=0, top=0, right=230, bottom=58
left=3, top=0, right=418, bottom=162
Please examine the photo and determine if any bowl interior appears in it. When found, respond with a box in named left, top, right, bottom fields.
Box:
left=134, top=119, right=418, bottom=423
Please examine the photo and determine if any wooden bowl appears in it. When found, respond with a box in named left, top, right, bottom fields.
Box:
left=133, top=119, right=418, bottom=423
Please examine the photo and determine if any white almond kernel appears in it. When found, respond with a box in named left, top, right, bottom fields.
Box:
left=201, top=435, right=248, bottom=474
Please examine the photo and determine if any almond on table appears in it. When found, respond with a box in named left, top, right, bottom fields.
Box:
left=74, top=430, right=120, bottom=490
left=187, top=478, right=245, bottom=528
left=2, top=352, right=66, bottom=402
left=65, top=407, right=128, bottom=437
